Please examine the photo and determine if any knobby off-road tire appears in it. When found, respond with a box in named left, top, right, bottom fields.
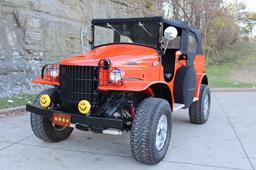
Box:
left=189, top=84, right=211, bottom=124
left=130, top=98, right=172, bottom=165
left=30, top=88, right=73, bottom=142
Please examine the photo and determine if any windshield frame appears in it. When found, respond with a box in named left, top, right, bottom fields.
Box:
left=91, top=21, right=162, bottom=50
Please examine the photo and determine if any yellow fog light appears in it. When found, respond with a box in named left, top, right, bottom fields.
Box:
left=78, top=100, right=91, bottom=115
left=40, top=94, right=51, bottom=108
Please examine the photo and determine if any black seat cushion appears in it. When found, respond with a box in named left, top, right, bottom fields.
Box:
left=162, top=49, right=177, bottom=82
left=164, top=73, right=172, bottom=80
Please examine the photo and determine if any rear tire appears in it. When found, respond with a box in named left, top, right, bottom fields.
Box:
left=130, top=98, right=172, bottom=165
left=30, top=88, right=73, bottom=142
left=189, top=84, right=211, bottom=124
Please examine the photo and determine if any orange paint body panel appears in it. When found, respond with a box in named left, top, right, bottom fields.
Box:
left=194, top=55, right=206, bottom=98
left=60, top=44, right=159, bottom=66
left=32, top=76, right=60, bottom=86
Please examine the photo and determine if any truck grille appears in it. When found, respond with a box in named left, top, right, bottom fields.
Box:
left=59, top=65, right=100, bottom=112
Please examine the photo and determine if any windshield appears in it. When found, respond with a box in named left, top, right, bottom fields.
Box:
left=93, top=22, right=159, bottom=48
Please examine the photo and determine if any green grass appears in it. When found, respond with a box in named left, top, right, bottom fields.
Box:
left=206, top=64, right=254, bottom=88
left=0, top=93, right=36, bottom=110
left=206, top=41, right=256, bottom=88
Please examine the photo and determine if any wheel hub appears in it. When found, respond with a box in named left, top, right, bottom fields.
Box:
left=203, top=95, right=209, bottom=117
left=155, top=114, right=168, bottom=151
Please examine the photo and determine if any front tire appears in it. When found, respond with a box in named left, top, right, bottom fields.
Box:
left=130, top=98, right=172, bottom=165
left=30, top=88, right=73, bottom=142
left=189, top=84, right=211, bottom=124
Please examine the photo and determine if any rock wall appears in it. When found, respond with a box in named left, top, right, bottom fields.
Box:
left=0, top=0, right=160, bottom=96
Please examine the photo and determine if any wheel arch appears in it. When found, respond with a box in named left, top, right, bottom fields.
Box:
left=147, top=83, right=173, bottom=110
left=195, top=74, right=208, bottom=98
left=201, top=74, right=208, bottom=85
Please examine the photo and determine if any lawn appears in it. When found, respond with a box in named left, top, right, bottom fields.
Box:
left=206, top=64, right=256, bottom=88
left=0, top=94, right=36, bottom=110
left=206, top=41, right=256, bottom=88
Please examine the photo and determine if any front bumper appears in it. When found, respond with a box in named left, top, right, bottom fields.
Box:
left=26, top=104, right=123, bottom=129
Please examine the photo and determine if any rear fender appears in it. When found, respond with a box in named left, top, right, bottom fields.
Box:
left=195, top=73, right=208, bottom=98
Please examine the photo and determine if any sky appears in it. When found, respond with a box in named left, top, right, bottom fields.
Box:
left=241, top=0, right=256, bottom=12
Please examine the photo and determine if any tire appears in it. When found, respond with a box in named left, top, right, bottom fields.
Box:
left=30, top=88, right=73, bottom=142
left=189, top=84, right=211, bottom=124
left=130, top=98, right=172, bottom=165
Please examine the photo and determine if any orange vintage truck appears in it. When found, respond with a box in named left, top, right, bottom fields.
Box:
left=26, top=16, right=210, bottom=165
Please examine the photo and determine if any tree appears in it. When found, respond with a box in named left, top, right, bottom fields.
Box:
left=242, top=12, right=256, bottom=38
left=161, top=0, right=243, bottom=63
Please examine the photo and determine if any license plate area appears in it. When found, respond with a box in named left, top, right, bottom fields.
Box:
left=52, top=112, right=71, bottom=127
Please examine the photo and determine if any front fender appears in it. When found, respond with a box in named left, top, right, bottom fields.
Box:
left=98, top=80, right=169, bottom=92
left=32, top=76, right=60, bottom=86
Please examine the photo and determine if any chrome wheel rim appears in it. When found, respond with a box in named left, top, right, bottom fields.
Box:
left=203, top=95, right=209, bottom=117
left=155, top=114, right=168, bottom=151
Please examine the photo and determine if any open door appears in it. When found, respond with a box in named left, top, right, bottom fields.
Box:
left=174, top=31, right=198, bottom=107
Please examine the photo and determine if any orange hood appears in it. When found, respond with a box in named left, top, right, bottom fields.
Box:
left=60, top=44, right=159, bottom=66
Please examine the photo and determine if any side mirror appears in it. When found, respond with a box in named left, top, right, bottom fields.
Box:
left=164, top=26, right=178, bottom=41
left=163, top=26, right=178, bottom=54
left=80, top=27, right=89, bottom=54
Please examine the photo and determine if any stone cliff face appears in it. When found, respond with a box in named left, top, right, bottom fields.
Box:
left=0, top=0, right=160, bottom=96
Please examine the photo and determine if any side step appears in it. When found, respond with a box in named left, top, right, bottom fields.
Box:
left=102, top=128, right=122, bottom=135
left=173, top=103, right=185, bottom=112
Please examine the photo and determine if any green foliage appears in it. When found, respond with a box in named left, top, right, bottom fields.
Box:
left=236, top=10, right=256, bottom=37
left=0, top=94, right=36, bottom=110
left=206, top=41, right=256, bottom=88
left=207, top=40, right=256, bottom=64
left=247, top=12, right=256, bottom=21
left=145, top=0, right=154, bottom=9
left=211, top=15, right=226, bottom=29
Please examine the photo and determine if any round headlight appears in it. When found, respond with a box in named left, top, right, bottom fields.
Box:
left=50, top=66, right=59, bottom=78
left=110, top=69, right=124, bottom=83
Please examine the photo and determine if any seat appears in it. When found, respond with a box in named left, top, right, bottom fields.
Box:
left=161, top=49, right=177, bottom=82
left=164, top=73, right=172, bottom=80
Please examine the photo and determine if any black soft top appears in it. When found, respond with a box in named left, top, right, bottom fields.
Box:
left=92, top=16, right=203, bottom=54
left=92, top=16, right=201, bottom=39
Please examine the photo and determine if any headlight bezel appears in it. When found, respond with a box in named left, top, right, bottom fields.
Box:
left=109, top=68, right=124, bottom=83
left=49, top=65, right=59, bottom=78
left=42, top=64, right=60, bottom=81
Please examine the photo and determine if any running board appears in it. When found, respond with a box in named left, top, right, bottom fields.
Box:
left=173, top=103, right=185, bottom=112
left=103, top=128, right=122, bottom=135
